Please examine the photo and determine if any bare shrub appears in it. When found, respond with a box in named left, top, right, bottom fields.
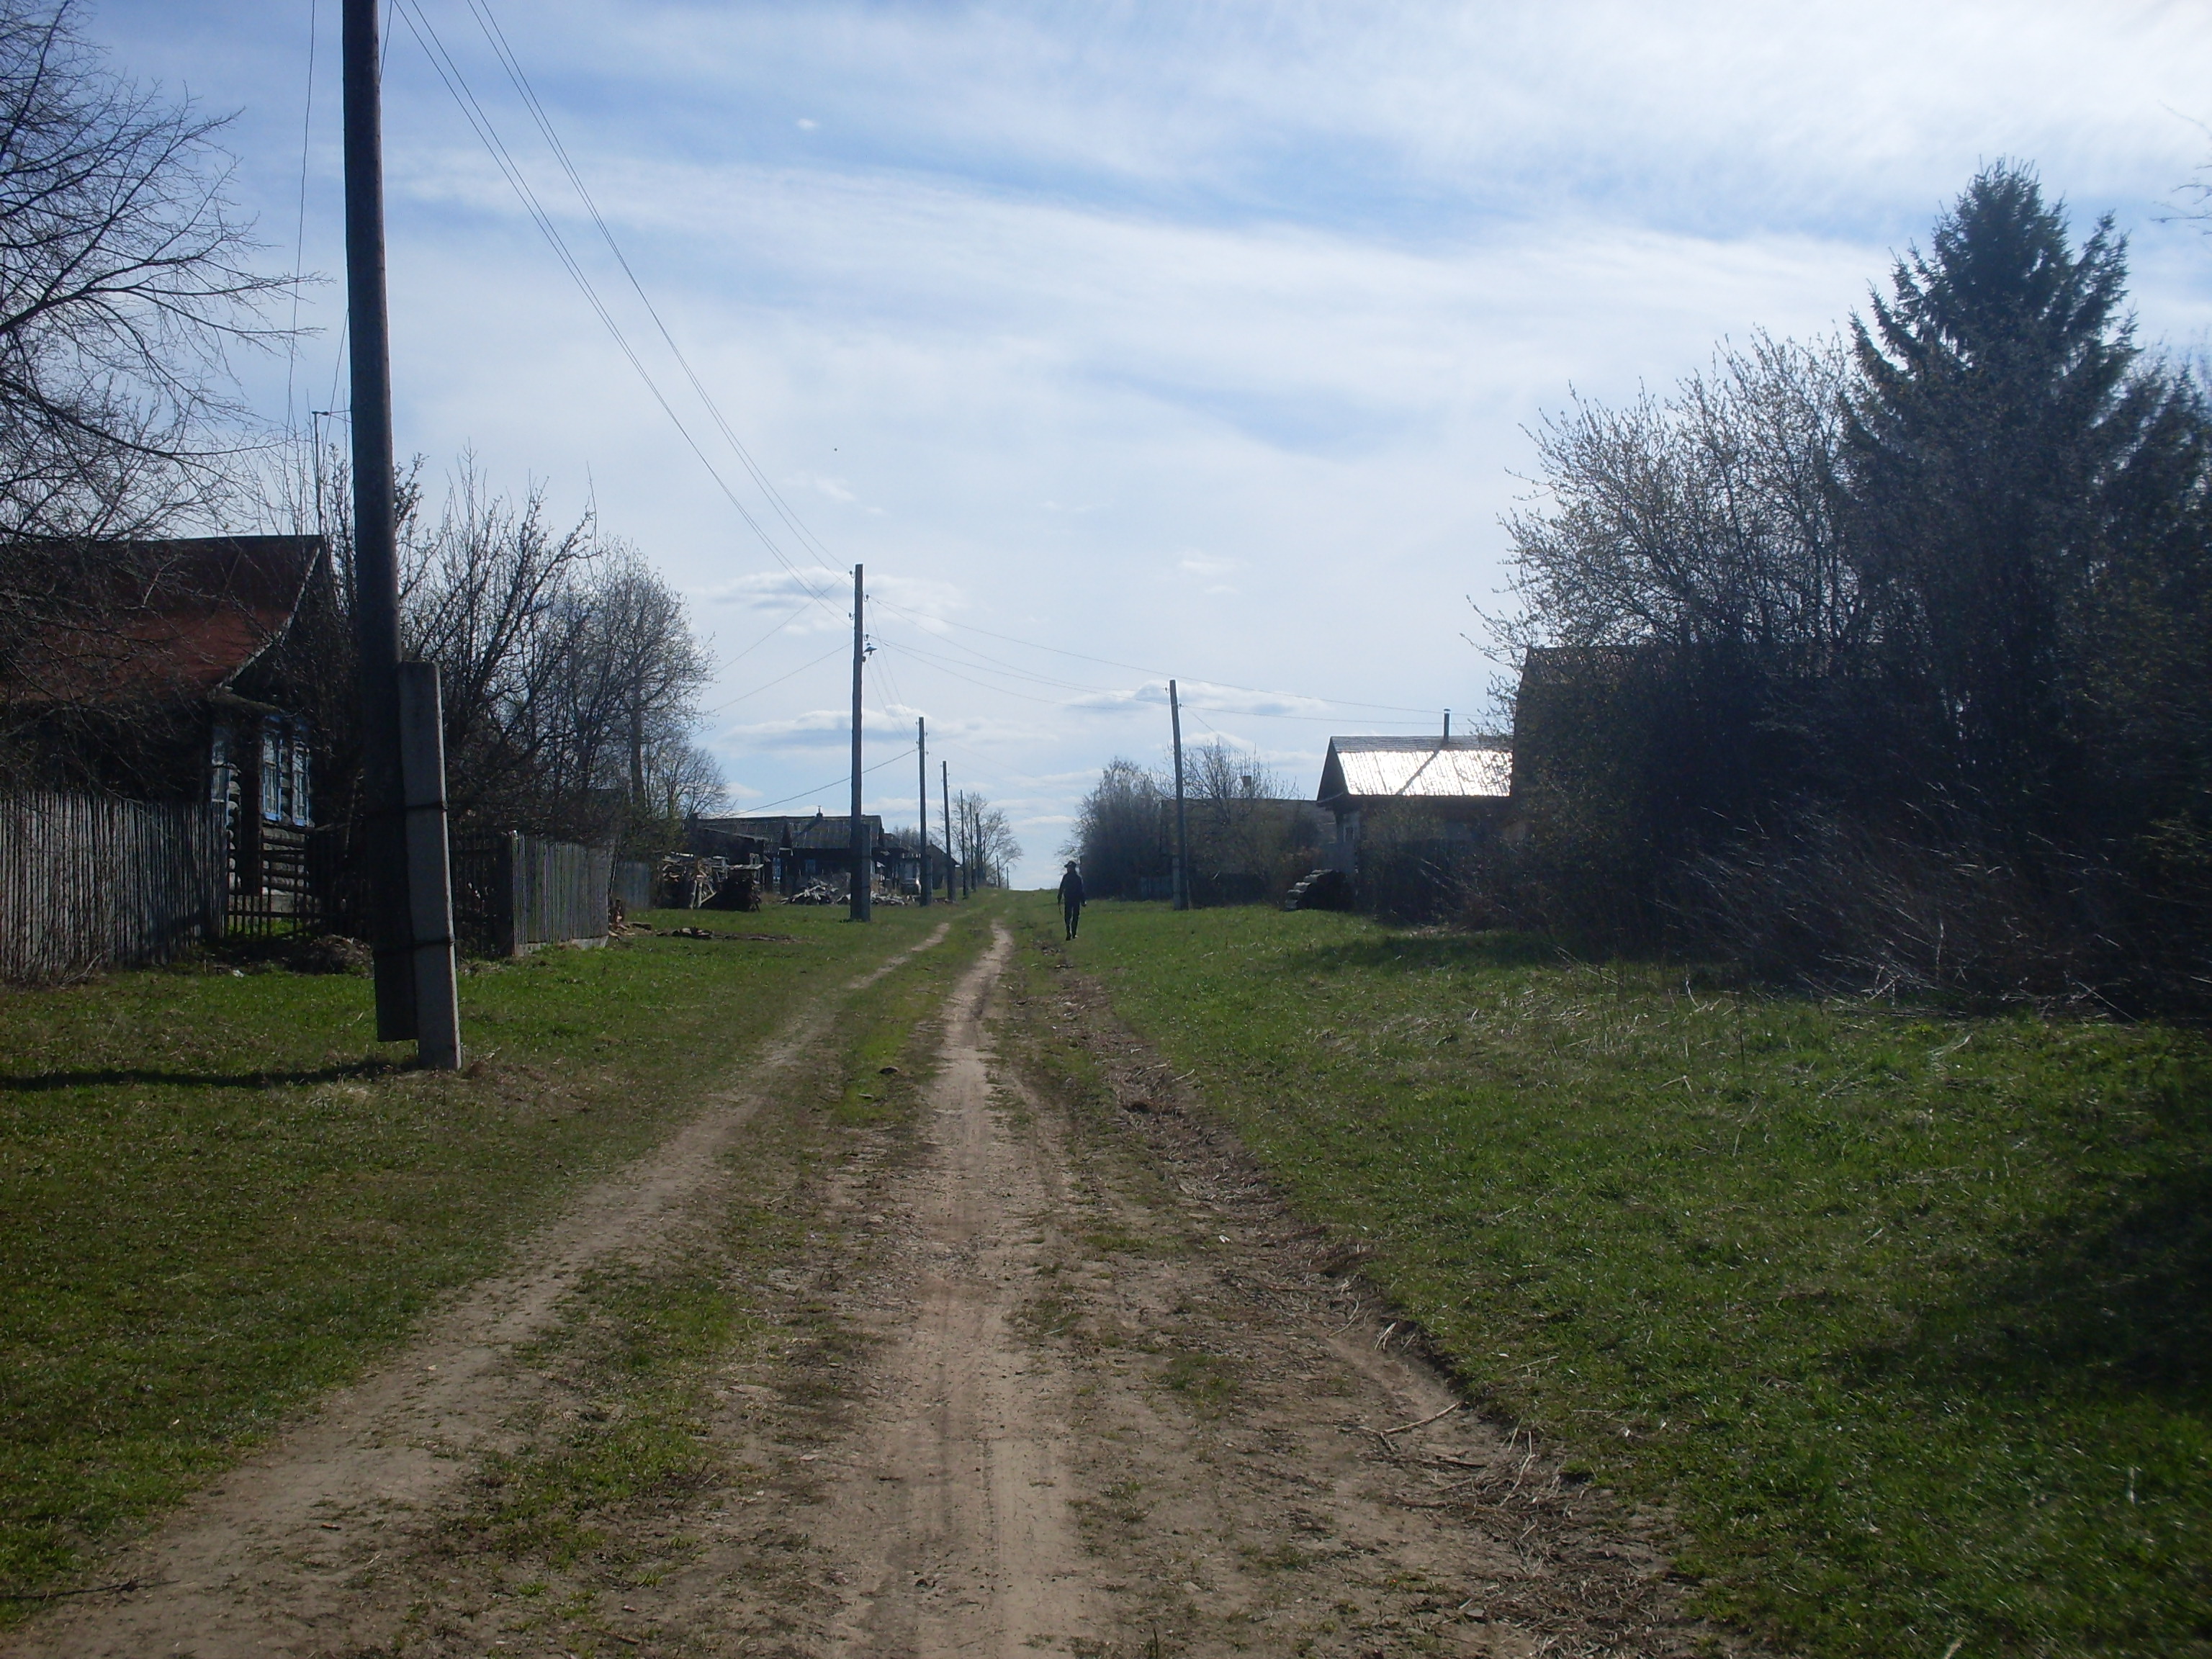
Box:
left=1670, top=808, right=2208, bottom=1013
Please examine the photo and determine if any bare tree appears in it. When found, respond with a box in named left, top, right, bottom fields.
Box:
left=952, top=788, right=1020, bottom=888
left=0, top=0, right=287, bottom=540
left=397, top=452, right=590, bottom=820
left=1493, top=331, right=1855, bottom=667
left=1180, top=738, right=1309, bottom=899
left=327, top=453, right=721, bottom=850
left=1070, top=757, right=1169, bottom=898
left=647, top=737, right=724, bottom=823
left=0, top=1, right=295, bottom=782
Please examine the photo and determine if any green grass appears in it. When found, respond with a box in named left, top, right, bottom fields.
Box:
left=1038, top=896, right=2212, bottom=1659
left=0, top=903, right=947, bottom=1609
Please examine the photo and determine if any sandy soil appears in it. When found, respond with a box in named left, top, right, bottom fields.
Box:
left=7, top=915, right=1758, bottom=1659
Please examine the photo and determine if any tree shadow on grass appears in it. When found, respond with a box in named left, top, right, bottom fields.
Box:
left=1282, top=926, right=1728, bottom=981
left=1291, top=929, right=1570, bottom=977
left=0, top=1058, right=405, bottom=1093
left=1867, top=1129, right=2212, bottom=1403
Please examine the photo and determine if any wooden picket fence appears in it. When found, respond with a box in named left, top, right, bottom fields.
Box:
left=0, top=793, right=225, bottom=983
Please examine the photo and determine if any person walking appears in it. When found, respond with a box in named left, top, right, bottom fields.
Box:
left=1058, top=859, right=1086, bottom=940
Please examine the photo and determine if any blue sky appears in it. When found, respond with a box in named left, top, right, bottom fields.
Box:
left=94, top=1, right=2212, bottom=883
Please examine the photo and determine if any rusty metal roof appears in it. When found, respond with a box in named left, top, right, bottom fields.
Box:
left=1318, top=737, right=1512, bottom=804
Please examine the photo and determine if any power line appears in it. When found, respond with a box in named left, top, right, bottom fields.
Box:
left=284, top=0, right=319, bottom=437
left=874, top=631, right=1437, bottom=727
left=462, top=0, right=844, bottom=580
left=390, top=0, right=840, bottom=616
left=867, top=594, right=1442, bottom=719
left=701, top=640, right=847, bottom=716
left=737, top=745, right=916, bottom=815
left=716, top=598, right=814, bottom=675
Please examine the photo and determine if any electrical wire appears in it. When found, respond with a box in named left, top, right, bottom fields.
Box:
left=874, top=630, right=1434, bottom=727
left=462, top=0, right=843, bottom=581
left=702, top=640, right=846, bottom=716
left=284, top=0, right=319, bottom=437
left=739, top=745, right=915, bottom=815
left=390, top=0, right=841, bottom=616
left=867, top=594, right=1441, bottom=719
left=715, top=598, right=813, bottom=675
left=376, top=4, right=1460, bottom=807
left=873, top=639, right=1081, bottom=709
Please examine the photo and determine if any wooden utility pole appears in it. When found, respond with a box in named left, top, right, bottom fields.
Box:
left=917, top=716, right=930, bottom=907
left=942, top=760, right=954, bottom=902
left=345, top=0, right=458, bottom=1066
left=848, top=565, right=871, bottom=921
left=1170, top=678, right=1189, bottom=912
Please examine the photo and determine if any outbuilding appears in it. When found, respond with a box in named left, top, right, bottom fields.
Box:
left=1315, top=734, right=1514, bottom=873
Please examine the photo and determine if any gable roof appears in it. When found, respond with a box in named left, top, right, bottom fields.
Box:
left=1317, top=736, right=1513, bottom=806
left=6, top=536, right=327, bottom=708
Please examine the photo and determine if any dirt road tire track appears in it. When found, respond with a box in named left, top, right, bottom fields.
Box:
left=4, top=922, right=951, bottom=1659
left=804, top=922, right=1097, bottom=1657
left=789, top=918, right=1756, bottom=1657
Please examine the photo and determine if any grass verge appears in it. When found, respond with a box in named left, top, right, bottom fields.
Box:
left=1037, top=896, right=2212, bottom=1659
left=0, top=902, right=945, bottom=1612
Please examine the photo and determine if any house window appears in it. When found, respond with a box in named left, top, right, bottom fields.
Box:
left=257, top=717, right=315, bottom=826
left=208, top=723, right=233, bottom=804
left=288, top=723, right=312, bottom=826
left=260, top=721, right=284, bottom=821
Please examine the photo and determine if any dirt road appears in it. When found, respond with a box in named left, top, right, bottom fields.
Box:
left=8, top=916, right=1738, bottom=1659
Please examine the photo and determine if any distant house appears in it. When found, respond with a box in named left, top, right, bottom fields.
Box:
left=1, top=535, right=341, bottom=914
left=1315, top=734, right=1514, bottom=872
left=692, top=809, right=948, bottom=895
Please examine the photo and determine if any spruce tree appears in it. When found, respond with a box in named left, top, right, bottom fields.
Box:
left=1843, top=162, right=2148, bottom=829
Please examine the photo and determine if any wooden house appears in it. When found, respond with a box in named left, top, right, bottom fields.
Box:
left=1, top=535, right=343, bottom=917
left=1315, top=734, right=1514, bottom=872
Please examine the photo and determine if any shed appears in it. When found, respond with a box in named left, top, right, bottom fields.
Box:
left=691, top=811, right=885, bottom=896
left=1315, top=735, right=1514, bottom=871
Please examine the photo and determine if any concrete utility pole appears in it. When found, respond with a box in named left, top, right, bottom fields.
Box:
left=916, top=716, right=930, bottom=907
left=849, top=565, right=871, bottom=921
left=397, top=664, right=460, bottom=1068
left=943, top=760, right=954, bottom=903
left=1170, top=678, right=1189, bottom=912
left=345, top=0, right=458, bottom=1066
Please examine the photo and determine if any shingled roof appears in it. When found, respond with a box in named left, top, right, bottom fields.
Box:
left=1317, top=736, right=1513, bottom=807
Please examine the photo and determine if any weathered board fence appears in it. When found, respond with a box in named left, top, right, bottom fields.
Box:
left=453, top=832, right=613, bottom=957
left=611, top=859, right=654, bottom=916
left=0, top=793, right=225, bottom=982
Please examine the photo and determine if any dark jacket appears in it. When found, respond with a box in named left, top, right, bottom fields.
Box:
left=1058, top=869, right=1085, bottom=909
